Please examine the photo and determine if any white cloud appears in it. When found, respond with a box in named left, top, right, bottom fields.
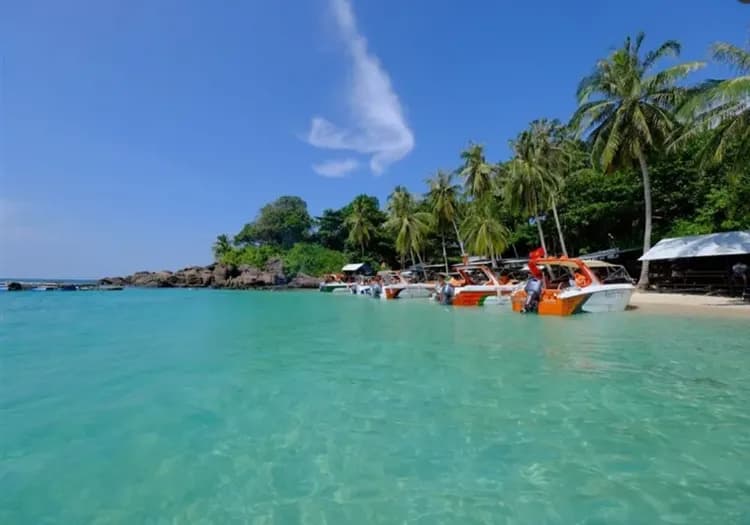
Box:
left=307, top=0, right=414, bottom=175
left=312, top=158, right=359, bottom=178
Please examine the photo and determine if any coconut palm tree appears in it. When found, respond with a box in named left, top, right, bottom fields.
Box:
left=571, top=32, right=704, bottom=287
left=212, top=234, right=232, bottom=260
left=462, top=198, right=510, bottom=265
left=386, top=186, right=433, bottom=269
left=426, top=170, right=465, bottom=271
left=344, top=197, right=377, bottom=256
left=678, top=41, right=750, bottom=165
left=459, top=143, right=494, bottom=199
left=512, top=120, right=572, bottom=256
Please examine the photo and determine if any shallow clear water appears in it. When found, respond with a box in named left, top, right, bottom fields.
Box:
left=2, top=290, right=749, bottom=524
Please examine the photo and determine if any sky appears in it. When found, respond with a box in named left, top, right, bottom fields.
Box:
left=1, top=0, right=748, bottom=278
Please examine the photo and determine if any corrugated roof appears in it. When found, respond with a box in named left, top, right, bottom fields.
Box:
left=639, top=231, right=750, bottom=261
left=342, top=263, right=366, bottom=271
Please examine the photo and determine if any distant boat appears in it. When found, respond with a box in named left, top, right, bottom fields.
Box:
left=60, top=284, right=79, bottom=291
left=32, top=285, right=57, bottom=291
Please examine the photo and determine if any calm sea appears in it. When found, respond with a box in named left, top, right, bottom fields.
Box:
left=2, top=289, right=749, bottom=523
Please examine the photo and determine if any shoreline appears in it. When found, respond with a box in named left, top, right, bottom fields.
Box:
left=629, top=291, right=750, bottom=319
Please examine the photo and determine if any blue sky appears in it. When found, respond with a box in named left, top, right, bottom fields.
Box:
left=1, top=0, right=747, bottom=278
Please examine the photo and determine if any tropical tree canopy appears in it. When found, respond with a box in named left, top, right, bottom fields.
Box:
left=572, top=33, right=704, bottom=169
left=345, top=195, right=379, bottom=255
left=459, top=144, right=494, bottom=199
left=212, top=234, right=232, bottom=260
left=235, top=196, right=313, bottom=249
left=462, top=199, right=510, bottom=262
left=679, top=41, right=750, bottom=165
left=385, top=186, right=433, bottom=265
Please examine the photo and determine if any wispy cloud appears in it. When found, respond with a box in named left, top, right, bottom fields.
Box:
left=312, top=158, right=359, bottom=178
left=307, top=0, right=414, bottom=175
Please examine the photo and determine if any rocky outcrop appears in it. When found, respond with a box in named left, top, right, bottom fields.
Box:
left=103, top=259, right=298, bottom=290
left=288, top=273, right=320, bottom=289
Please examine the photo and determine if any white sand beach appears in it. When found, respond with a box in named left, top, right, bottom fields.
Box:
left=631, top=292, right=750, bottom=318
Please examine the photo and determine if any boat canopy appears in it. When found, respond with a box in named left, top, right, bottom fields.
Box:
left=639, top=231, right=750, bottom=261
left=342, top=263, right=366, bottom=272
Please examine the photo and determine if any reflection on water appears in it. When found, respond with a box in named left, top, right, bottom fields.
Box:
left=2, top=290, right=750, bottom=524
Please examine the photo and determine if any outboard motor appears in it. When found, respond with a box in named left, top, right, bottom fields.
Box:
left=372, top=283, right=382, bottom=299
left=523, top=277, right=542, bottom=313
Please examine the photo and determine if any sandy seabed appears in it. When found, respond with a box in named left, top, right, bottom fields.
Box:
left=630, top=291, right=750, bottom=319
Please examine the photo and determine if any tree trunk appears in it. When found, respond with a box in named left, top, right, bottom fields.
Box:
left=441, top=234, right=449, bottom=273
left=636, top=148, right=652, bottom=289
left=410, top=249, right=416, bottom=267
left=400, top=254, right=405, bottom=270
left=452, top=219, right=466, bottom=255
left=360, top=241, right=365, bottom=257
left=535, top=216, right=548, bottom=255
left=551, top=196, right=567, bottom=257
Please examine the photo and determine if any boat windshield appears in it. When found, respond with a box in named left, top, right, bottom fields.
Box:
left=589, top=264, right=634, bottom=284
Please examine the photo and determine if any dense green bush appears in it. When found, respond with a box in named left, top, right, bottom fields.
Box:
left=220, top=245, right=279, bottom=268
left=282, top=243, right=347, bottom=277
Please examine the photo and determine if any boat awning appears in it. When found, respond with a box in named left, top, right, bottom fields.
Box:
left=342, top=263, right=365, bottom=272
left=639, top=231, right=750, bottom=261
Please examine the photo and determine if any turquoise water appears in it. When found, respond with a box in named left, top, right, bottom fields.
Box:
left=2, top=290, right=750, bottom=524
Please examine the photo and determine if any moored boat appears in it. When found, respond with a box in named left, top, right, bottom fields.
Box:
left=511, top=257, right=635, bottom=315
left=448, top=263, right=520, bottom=306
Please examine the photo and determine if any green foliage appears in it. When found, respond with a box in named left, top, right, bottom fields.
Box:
left=282, top=243, right=347, bottom=277
left=344, top=195, right=381, bottom=255
left=315, top=208, right=347, bottom=251
left=235, top=196, right=312, bottom=249
left=212, top=234, right=232, bottom=261
left=459, top=144, right=494, bottom=199
left=385, top=186, right=434, bottom=266
left=462, top=197, right=510, bottom=260
left=220, top=244, right=279, bottom=268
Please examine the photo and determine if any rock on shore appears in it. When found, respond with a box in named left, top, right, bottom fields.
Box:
left=99, top=258, right=319, bottom=290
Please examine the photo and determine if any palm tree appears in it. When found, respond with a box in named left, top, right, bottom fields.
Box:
left=571, top=32, right=704, bottom=287
left=512, top=120, right=572, bottom=256
left=344, top=197, right=377, bottom=256
left=426, top=170, right=465, bottom=271
left=459, top=143, right=494, bottom=199
left=212, top=234, right=232, bottom=260
left=461, top=198, right=510, bottom=265
left=678, top=41, right=750, bottom=165
left=386, top=186, right=433, bottom=268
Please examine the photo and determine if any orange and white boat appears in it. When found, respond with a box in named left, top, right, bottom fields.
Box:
left=511, top=258, right=635, bottom=315
left=448, top=264, right=519, bottom=306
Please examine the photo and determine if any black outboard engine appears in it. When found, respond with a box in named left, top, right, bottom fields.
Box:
left=523, top=278, right=542, bottom=313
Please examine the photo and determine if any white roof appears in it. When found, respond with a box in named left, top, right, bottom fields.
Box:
left=342, top=263, right=366, bottom=272
left=639, top=231, right=750, bottom=261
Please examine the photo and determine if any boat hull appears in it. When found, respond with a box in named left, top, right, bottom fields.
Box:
left=512, top=284, right=634, bottom=315
left=319, top=283, right=351, bottom=293
left=451, top=286, right=515, bottom=307
left=383, top=284, right=434, bottom=300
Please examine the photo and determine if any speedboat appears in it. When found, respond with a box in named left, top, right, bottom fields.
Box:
left=448, top=264, right=520, bottom=306
left=318, top=274, right=353, bottom=294
left=381, top=271, right=435, bottom=300
left=511, top=257, right=635, bottom=315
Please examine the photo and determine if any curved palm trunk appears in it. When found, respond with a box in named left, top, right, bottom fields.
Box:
left=636, top=148, right=652, bottom=289
left=441, top=233, right=449, bottom=273
left=550, top=196, right=568, bottom=257
left=535, top=217, right=548, bottom=256
left=452, top=219, right=466, bottom=256
left=360, top=241, right=365, bottom=257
